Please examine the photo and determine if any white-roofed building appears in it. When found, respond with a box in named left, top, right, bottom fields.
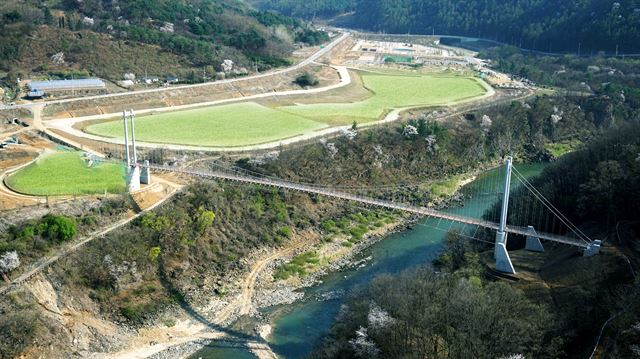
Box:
left=27, top=78, right=106, bottom=93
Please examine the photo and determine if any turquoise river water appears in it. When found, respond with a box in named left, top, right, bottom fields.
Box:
left=191, top=163, right=546, bottom=359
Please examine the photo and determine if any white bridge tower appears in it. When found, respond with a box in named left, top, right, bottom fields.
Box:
left=494, top=156, right=516, bottom=274
left=123, top=109, right=150, bottom=192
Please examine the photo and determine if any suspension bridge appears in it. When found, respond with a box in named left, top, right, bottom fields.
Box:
left=118, top=110, right=601, bottom=274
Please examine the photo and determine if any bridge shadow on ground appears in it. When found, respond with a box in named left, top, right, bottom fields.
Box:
left=157, top=262, right=269, bottom=350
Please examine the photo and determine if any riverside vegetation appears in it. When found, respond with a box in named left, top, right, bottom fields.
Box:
left=310, top=123, right=640, bottom=359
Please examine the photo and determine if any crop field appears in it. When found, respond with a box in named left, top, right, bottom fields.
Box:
left=86, top=102, right=328, bottom=147
left=85, top=72, right=488, bottom=147
left=5, top=152, right=126, bottom=196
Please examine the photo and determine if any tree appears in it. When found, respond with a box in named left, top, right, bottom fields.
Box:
left=312, top=268, right=556, bottom=359
left=196, top=209, right=216, bottom=235
left=0, top=251, right=20, bottom=282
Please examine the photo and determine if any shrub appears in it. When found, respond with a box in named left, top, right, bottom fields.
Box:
left=321, top=219, right=336, bottom=232
left=274, top=252, right=319, bottom=280
left=148, top=247, right=161, bottom=262
left=0, top=311, right=39, bottom=358
left=196, top=209, right=216, bottom=234
left=349, top=225, right=368, bottom=241
left=294, top=72, right=319, bottom=87
left=278, top=226, right=293, bottom=238
left=40, top=214, right=77, bottom=242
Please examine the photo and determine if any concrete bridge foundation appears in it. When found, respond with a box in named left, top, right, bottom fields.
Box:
left=141, top=160, right=151, bottom=184
left=525, top=226, right=545, bottom=252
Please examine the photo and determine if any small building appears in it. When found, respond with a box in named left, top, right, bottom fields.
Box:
left=165, top=76, right=179, bottom=83
left=27, top=78, right=106, bottom=93
left=26, top=89, right=45, bottom=99
left=118, top=80, right=135, bottom=88
left=142, top=76, right=160, bottom=84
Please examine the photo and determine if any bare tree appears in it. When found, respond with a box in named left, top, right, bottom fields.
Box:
left=0, top=251, right=20, bottom=282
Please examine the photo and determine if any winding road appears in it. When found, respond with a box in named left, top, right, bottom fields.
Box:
left=44, top=65, right=354, bottom=152
left=0, top=32, right=351, bottom=112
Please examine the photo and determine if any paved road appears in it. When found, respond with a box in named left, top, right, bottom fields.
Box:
left=46, top=69, right=498, bottom=153
left=45, top=65, right=353, bottom=152
left=0, top=32, right=350, bottom=112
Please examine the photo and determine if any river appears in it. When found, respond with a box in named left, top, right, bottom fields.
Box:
left=190, top=163, right=546, bottom=359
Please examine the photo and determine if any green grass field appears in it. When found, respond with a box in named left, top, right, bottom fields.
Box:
left=280, top=73, right=488, bottom=123
left=5, top=152, right=126, bottom=196
left=85, top=72, right=488, bottom=147
left=86, top=102, right=328, bottom=147
left=384, top=55, right=413, bottom=63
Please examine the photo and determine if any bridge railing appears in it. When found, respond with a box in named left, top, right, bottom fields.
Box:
left=141, top=162, right=589, bottom=249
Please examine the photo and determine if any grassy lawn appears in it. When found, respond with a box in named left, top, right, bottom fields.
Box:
left=5, top=152, right=126, bottom=196
left=86, top=102, right=328, bottom=147
left=85, top=73, right=488, bottom=147
left=279, top=73, right=487, bottom=124
left=424, top=174, right=470, bottom=201
left=384, top=55, right=413, bottom=63
left=274, top=251, right=321, bottom=280
left=545, top=139, right=582, bottom=157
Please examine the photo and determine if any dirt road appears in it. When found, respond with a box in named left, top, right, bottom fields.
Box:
left=1, top=33, right=350, bottom=112
left=0, top=181, right=181, bottom=296
left=101, top=238, right=314, bottom=359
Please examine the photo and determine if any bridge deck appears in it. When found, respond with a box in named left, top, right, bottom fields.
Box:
left=145, top=164, right=589, bottom=249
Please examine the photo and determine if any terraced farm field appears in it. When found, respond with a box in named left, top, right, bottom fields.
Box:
left=5, top=151, right=126, bottom=196
left=85, top=72, right=489, bottom=147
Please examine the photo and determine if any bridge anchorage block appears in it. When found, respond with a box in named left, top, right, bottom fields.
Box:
left=495, top=242, right=516, bottom=274
left=583, top=240, right=602, bottom=257
left=525, top=226, right=545, bottom=253
left=127, top=165, right=141, bottom=192
left=140, top=160, right=151, bottom=185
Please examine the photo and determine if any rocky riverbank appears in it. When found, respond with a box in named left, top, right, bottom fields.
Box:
left=251, top=217, right=415, bottom=312
left=140, top=216, right=415, bottom=359
left=137, top=166, right=485, bottom=359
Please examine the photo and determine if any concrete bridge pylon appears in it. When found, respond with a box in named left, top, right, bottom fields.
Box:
left=494, top=156, right=516, bottom=274
left=123, top=109, right=144, bottom=192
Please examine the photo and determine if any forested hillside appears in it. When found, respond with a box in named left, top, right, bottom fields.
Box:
left=0, top=0, right=327, bottom=86
left=309, top=123, right=640, bottom=359
left=254, top=0, right=640, bottom=54
left=251, top=0, right=353, bottom=18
